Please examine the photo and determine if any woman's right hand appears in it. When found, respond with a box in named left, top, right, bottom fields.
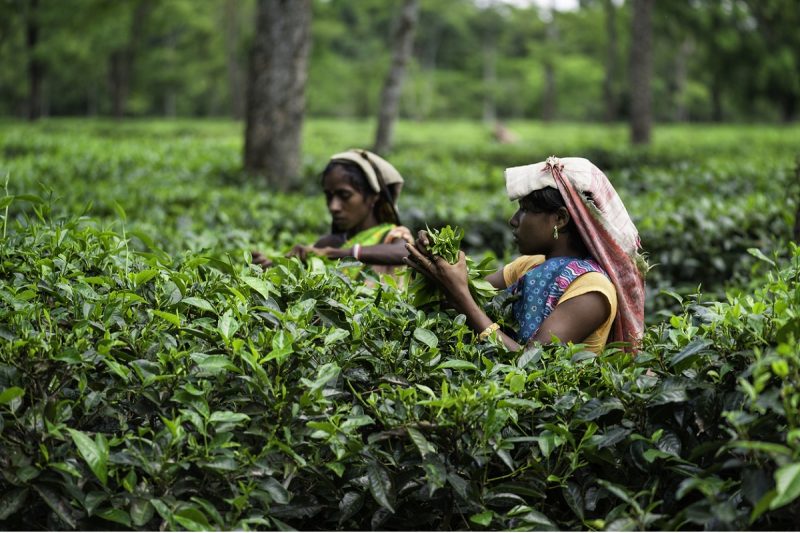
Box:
left=285, top=244, right=313, bottom=262
left=404, top=231, right=470, bottom=300
left=251, top=251, right=274, bottom=269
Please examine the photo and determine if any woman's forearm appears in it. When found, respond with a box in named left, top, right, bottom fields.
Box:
left=348, top=242, right=409, bottom=265
left=447, top=286, right=521, bottom=351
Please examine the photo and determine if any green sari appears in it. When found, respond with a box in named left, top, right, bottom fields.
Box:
left=340, top=223, right=403, bottom=280
left=342, top=223, right=396, bottom=249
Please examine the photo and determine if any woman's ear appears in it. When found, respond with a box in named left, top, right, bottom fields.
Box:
left=555, top=207, right=571, bottom=230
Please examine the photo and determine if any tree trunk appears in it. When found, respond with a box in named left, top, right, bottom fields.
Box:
left=482, top=38, right=497, bottom=124
left=629, top=0, right=653, bottom=145
left=244, top=0, right=312, bottom=188
left=672, top=38, right=692, bottom=122
left=26, top=0, right=43, bottom=121
left=602, top=0, right=618, bottom=122
left=87, top=85, right=98, bottom=116
left=417, top=21, right=441, bottom=121
left=542, top=59, right=556, bottom=122
left=373, top=0, right=419, bottom=155
left=109, top=50, right=130, bottom=118
left=710, top=77, right=723, bottom=122
left=541, top=10, right=558, bottom=122
left=782, top=97, right=797, bottom=123
left=109, top=0, right=151, bottom=119
left=223, top=0, right=245, bottom=120
left=795, top=157, right=800, bottom=242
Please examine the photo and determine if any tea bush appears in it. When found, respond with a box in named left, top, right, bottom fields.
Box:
left=2, top=119, right=798, bottom=321
left=1, top=201, right=799, bottom=530
left=1, top=119, right=799, bottom=529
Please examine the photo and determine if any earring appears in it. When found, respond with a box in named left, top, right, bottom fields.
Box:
left=553, top=225, right=559, bottom=240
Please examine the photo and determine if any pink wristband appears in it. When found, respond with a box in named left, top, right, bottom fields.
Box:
left=352, top=244, right=361, bottom=261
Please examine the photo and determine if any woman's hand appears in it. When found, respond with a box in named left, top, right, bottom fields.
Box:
left=285, top=244, right=313, bottom=262
left=251, top=251, right=274, bottom=269
left=404, top=231, right=470, bottom=300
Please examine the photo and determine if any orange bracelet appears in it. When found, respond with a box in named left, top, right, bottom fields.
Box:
left=477, top=322, right=500, bottom=342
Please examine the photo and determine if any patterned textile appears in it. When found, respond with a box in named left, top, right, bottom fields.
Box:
left=342, top=223, right=397, bottom=249
left=504, top=156, right=646, bottom=350
left=509, top=256, right=606, bottom=343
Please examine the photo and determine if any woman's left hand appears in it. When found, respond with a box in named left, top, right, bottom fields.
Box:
left=404, top=242, right=470, bottom=299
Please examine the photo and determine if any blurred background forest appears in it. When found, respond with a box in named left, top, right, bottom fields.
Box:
left=3, top=3, right=800, bottom=530
left=1, top=0, right=799, bottom=124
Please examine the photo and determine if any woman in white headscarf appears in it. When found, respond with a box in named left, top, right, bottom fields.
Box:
left=252, top=149, right=413, bottom=276
left=405, top=156, right=646, bottom=353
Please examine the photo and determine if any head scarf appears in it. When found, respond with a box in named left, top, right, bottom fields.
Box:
left=329, top=149, right=405, bottom=225
left=505, top=156, right=646, bottom=350
left=329, top=149, right=404, bottom=196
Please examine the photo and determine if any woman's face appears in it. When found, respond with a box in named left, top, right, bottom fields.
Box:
left=323, top=166, right=376, bottom=233
left=509, top=200, right=558, bottom=255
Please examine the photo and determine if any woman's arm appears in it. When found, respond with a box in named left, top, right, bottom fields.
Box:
left=312, top=242, right=408, bottom=265
left=485, top=268, right=507, bottom=289
left=531, top=292, right=610, bottom=345
left=404, top=237, right=521, bottom=351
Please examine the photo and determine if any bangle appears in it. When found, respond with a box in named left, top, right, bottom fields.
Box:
left=352, top=244, right=361, bottom=261
left=477, top=322, right=500, bottom=342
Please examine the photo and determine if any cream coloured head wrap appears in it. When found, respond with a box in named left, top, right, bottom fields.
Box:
left=328, top=149, right=404, bottom=197
left=505, top=156, right=639, bottom=257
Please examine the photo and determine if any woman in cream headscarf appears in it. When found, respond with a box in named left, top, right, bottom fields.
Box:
left=252, top=149, right=413, bottom=276
left=405, top=156, right=646, bottom=353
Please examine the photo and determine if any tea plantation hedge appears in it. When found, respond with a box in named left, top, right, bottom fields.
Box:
left=1, top=210, right=799, bottom=530
left=1, top=120, right=799, bottom=530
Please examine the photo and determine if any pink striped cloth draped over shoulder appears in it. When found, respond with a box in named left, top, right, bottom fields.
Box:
left=505, top=156, right=647, bottom=351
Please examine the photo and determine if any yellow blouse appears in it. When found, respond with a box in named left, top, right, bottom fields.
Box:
left=502, top=255, right=617, bottom=353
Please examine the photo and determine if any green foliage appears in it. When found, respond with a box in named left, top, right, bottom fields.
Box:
left=1, top=202, right=800, bottom=529
left=405, top=225, right=497, bottom=310
left=0, top=119, right=798, bottom=529
left=426, top=224, right=463, bottom=264
left=2, top=0, right=799, bottom=121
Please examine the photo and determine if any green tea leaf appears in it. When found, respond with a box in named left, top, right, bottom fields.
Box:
left=0, top=488, right=28, bottom=520
left=182, top=297, right=215, bottom=312
left=470, top=511, right=493, bottom=526
left=174, top=506, right=210, bottom=531
left=770, top=463, right=800, bottom=509
left=208, top=411, right=250, bottom=425
left=413, top=327, right=438, bottom=349
left=97, top=507, right=132, bottom=527
left=242, top=275, right=274, bottom=299
left=437, top=359, right=477, bottom=371
left=130, top=499, right=155, bottom=527
left=367, top=463, right=395, bottom=512
left=407, top=426, right=436, bottom=457
left=0, top=386, right=24, bottom=405
left=152, top=309, right=181, bottom=328
left=67, top=428, right=108, bottom=485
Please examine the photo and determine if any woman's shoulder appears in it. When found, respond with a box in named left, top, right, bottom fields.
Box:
left=503, top=255, right=546, bottom=286
left=560, top=271, right=617, bottom=317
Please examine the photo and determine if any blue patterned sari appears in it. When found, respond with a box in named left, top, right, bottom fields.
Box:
left=508, top=257, right=606, bottom=343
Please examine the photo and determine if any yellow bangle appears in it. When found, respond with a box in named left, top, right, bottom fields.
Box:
left=477, top=322, right=500, bottom=342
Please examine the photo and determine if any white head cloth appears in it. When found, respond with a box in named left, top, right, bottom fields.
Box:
left=329, top=149, right=404, bottom=195
left=504, top=156, right=640, bottom=256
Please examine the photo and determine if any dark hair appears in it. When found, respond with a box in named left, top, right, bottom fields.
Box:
left=321, top=161, right=401, bottom=225
left=519, top=186, right=566, bottom=213
left=520, top=186, right=594, bottom=249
